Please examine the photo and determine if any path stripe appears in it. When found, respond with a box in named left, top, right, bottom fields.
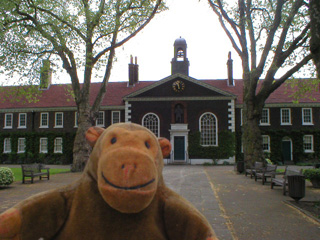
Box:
left=204, top=169, right=238, bottom=240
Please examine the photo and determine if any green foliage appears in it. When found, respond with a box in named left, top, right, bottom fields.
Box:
left=0, top=132, right=75, bottom=164
left=189, top=131, right=235, bottom=160
left=303, top=169, right=320, bottom=181
left=0, top=167, right=14, bottom=186
left=236, top=129, right=320, bottom=164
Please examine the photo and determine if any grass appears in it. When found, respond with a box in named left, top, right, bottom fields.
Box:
left=9, top=167, right=71, bottom=182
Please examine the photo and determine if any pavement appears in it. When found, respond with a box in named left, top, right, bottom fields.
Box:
left=1, top=165, right=320, bottom=240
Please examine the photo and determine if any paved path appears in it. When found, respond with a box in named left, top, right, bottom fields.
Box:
left=1, top=165, right=320, bottom=240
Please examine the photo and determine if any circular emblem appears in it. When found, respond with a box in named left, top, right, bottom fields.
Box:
left=172, top=80, right=185, bottom=93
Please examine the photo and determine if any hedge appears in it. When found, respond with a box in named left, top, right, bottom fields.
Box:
left=0, top=132, right=75, bottom=165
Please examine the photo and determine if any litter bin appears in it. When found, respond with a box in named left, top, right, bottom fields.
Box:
left=287, top=175, right=305, bottom=202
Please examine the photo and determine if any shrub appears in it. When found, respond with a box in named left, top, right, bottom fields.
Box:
left=303, top=169, right=320, bottom=181
left=0, top=167, right=15, bottom=186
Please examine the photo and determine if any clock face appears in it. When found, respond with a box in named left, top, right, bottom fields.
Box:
left=172, top=80, right=185, bottom=93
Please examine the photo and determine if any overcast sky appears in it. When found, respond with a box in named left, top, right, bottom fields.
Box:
left=108, top=0, right=242, bottom=83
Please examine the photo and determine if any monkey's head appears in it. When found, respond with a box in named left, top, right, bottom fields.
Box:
left=85, top=123, right=171, bottom=214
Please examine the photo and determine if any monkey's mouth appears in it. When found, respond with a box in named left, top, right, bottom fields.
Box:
left=101, top=172, right=155, bottom=190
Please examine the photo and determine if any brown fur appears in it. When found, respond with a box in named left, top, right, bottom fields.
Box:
left=0, top=123, right=217, bottom=240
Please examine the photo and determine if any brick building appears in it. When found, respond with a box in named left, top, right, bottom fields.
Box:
left=1, top=37, right=320, bottom=165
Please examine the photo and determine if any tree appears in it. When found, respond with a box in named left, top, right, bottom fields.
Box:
left=310, top=0, right=320, bottom=77
left=208, top=0, right=313, bottom=166
left=0, top=0, right=166, bottom=171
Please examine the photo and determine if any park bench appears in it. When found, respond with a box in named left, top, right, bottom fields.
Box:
left=255, top=164, right=277, bottom=185
left=271, top=167, right=303, bottom=195
left=245, top=161, right=264, bottom=179
left=21, top=163, right=50, bottom=184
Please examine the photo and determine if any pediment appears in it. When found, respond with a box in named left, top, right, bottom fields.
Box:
left=124, top=73, right=236, bottom=101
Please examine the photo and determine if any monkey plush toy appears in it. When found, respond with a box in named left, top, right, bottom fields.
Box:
left=0, top=123, right=217, bottom=240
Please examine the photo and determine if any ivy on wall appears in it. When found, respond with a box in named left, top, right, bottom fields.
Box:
left=188, top=131, right=235, bottom=160
left=0, top=132, right=75, bottom=165
left=236, top=129, right=320, bottom=164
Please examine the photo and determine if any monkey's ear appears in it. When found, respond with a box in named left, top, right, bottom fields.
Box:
left=86, top=127, right=104, bottom=147
left=158, top=138, right=171, bottom=158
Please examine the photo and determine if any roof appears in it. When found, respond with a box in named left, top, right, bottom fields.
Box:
left=0, top=77, right=319, bottom=111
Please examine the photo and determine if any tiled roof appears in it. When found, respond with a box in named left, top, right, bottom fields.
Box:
left=0, top=78, right=319, bottom=110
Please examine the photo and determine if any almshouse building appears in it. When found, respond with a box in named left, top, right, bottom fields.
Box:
left=1, top=37, right=320, bottom=165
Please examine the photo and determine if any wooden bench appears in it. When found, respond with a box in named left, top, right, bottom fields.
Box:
left=245, top=161, right=264, bottom=179
left=255, top=164, right=277, bottom=185
left=21, top=164, right=50, bottom=184
left=271, top=167, right=302, bottom=195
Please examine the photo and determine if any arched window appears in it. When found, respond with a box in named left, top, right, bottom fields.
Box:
left=199, top=113, right=218, bottom=146
left=142, top=113, right=160, bottom=137
left=177, top=49, right=184, bottom=61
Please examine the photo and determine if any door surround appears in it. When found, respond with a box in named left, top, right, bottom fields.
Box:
left=169, top=124, right=189, bottom=162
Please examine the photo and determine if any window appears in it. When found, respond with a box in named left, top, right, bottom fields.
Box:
left=96, top=111, right=105, bottom=127
left=302, top=108, right=313, bottom=125
left=54, top=138, right=63, bottom=153
left=199, top=112, right=218, bottom=146
left=55, top=112, right=63, bottom=128
left=4, top=113, right=13, bottom=129
left=260, top=109, right=270, bottom=125
left=3, top=138, right=11, bottom=153
left=39, top=138, right=48, bottom=153
left=18, top=113, right=27, bottom=128
left=18, top=138, right=26, bottom=153
left=142, top=113, right=160, bottom=137
left=281, top=108, right=291, bottom=125
left=177, top=49, right=184, bottom=61
left=40, top=113, right=49, bottom=128
left=303, top=135, right=314, bottom=153
left=74, top=112, right=78, bottom=128
left=262, top=135, right=270, bottom=152
left=112, top=111, right=121, bottom=124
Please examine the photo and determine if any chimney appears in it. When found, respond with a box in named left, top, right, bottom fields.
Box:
left=39, top=60, right=52, bottom=90
left=128, top=55, right=139, bottom=86
left=227, top=51, right=234, bottom=86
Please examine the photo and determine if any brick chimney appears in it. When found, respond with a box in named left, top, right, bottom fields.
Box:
left=128, top=56, right=139, bottom=86
left=39, top=60, right=52, bottom=90
left=227, top=51, right=234, bottom=86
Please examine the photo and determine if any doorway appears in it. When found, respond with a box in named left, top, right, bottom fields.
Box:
left=174, top=136, right=185, bottom=161
left=281, top=137, right=292, bottom=162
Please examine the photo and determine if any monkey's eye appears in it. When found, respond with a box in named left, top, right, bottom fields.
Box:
left=145, top=141, right=150, bottom=149
left=111, top=137, right=117, bottom=144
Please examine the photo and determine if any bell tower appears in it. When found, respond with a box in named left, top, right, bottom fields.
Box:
left=171, top=37, right=189, bottom=76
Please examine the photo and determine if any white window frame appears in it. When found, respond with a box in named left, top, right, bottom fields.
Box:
left=39, top=138, right=48, bottom=153
left=262, top=135, right=270, bottom=152
left=302, top=108, right=313, bottom=125
left=54, top=112, right=64, bottom=128
left=112, top=111, right=121, bottom=124
left=40, top=112, right=49, bottom=128
left=142, top=113, right=160, bottom=137
left=4, top=113, right=13, bottom=129
left=260, top=108, right=270, bottom=126
left=303, top=135, right=314, bottom=153
left=54, top=137, right=63, bottom=153
left=18, top=113, right=27, bottom=128
left=18, top=138, right=26, bottom=153
left=74, top=112, right=78, bottom=128
left=280, top=108, right=291, bottom=125
left=199, top=112, right=218, bottom=147
left=3, top=138, right=11, bottom=153
left=96, top=111, right=105, bottom=127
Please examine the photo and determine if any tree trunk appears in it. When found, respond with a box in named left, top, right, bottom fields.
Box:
left=310, top=0, right=320, bottom=77
left=242, top=99, right=265, bottom=168
left=71, top=102, right=93, bottom=172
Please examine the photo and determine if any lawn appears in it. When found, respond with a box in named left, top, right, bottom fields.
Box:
left=9, top=167, right=71, bottom=182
